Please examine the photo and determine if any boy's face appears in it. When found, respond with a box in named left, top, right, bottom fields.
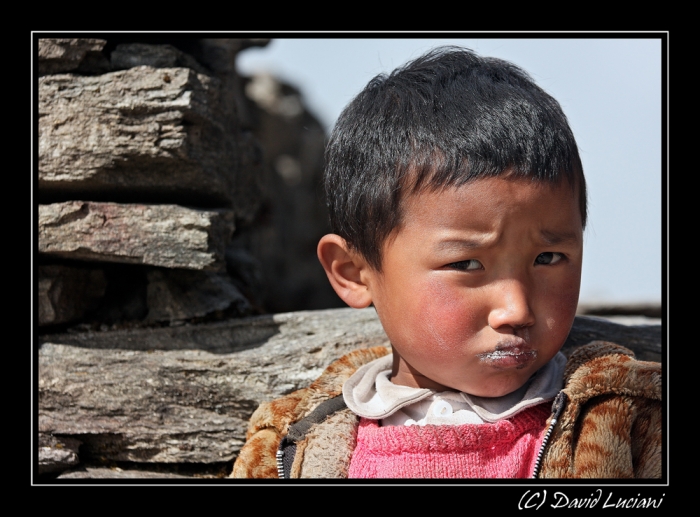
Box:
left=363, top=175, right=583, bottom=398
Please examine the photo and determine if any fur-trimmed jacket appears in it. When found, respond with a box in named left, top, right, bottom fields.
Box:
left=231, top=341, right=662, bottom=479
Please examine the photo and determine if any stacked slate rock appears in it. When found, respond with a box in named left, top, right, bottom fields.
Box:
left=38, top=37, right=342, bottom=332
left=36, top=37, right=344, bottom=479
left=38, top=38, right=265, bottom=330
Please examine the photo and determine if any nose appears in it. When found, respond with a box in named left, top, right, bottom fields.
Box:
left=487, top=279, right=536, bottom=331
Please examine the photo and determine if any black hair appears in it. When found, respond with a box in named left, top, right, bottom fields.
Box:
left=324, top=46, right=586, bottom=270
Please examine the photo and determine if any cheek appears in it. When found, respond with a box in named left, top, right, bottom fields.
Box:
left=561, top=272, right=581, bottom=311
left=542, top=275, right=580, bottom=333
left=417, top=279, right=481, bottom=353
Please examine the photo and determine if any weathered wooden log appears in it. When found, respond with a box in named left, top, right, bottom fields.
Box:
left=38, top=66, right=248, bottom=209
left=37, top=308, right=662, bottom=476
left=38, top=201, right=235, bottom=271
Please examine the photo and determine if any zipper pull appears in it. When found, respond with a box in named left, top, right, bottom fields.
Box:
left=551, top=391, right=567, bottom=420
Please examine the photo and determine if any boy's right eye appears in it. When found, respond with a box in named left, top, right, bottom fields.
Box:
left=446, top=259, right=483, bottom=271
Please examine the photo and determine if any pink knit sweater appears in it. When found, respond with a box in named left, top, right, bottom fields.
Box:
left=348, top=402, right=551, bottom=478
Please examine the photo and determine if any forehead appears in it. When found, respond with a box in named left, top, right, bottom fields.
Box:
left=398, top=176, right=583, bottom=239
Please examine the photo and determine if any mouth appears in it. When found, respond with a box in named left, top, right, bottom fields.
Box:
left=476, top=338, right=537, bottom=370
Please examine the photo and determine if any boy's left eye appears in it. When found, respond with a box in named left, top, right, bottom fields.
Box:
left=535, top=252, right=564, bottom=265
left=447, top=259, right=483, bottom=271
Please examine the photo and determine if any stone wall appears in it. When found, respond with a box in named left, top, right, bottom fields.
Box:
left=36, top=36, right=346, bottom=480
left=37, top=37, right=342, bottom=335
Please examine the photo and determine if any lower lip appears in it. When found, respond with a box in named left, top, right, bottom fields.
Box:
left=477, top=350, right=537, bottom=369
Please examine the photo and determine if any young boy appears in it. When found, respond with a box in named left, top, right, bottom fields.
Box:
left=232, top=47, right=661, bottom=479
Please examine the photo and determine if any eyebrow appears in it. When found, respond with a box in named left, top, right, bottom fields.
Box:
left=539, top=230, right=581, bottom=246
left=433, top=229, right=580, bottom=252
left=433, top=237, right=493, bottom=252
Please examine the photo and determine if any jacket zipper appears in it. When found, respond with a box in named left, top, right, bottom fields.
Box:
left=276, top=435, right=295, bottom=479
left=276, top=448, right=285, bottom=479
left=531, top=391, right=567, bottom=479
left=274, top=395, right=347, bottom=479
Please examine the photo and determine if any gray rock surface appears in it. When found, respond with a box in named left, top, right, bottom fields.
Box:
left=38, top=308, right=388, bottom=465
left=38, top=38, right=107, bottom=75
left=38, top=66, right=249, bottom=210
left=38, top=433, right=81, bottom=474
left=57, top=467, right=193, bottom=479
left=564, top=315, right=662, bottom=362
left=145, top=269, right=251, bottom=322
left=577, top=302, right=662, bottom=319
left=39, top=201, right=235, bottom=271
left=38, top=265, right=107, bottom=326
left=234, top=73, right=341, bottom=313
left=110, top=43, right=210, bottom=75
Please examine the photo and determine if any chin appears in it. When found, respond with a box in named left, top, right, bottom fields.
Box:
left=468, top=379, right=530, bottom=398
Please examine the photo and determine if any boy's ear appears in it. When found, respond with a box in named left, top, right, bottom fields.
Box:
left=317, top=234, right=374, bottom=309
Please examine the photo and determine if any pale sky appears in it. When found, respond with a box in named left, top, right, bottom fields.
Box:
left=237, top=37, right=664, bottom=305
